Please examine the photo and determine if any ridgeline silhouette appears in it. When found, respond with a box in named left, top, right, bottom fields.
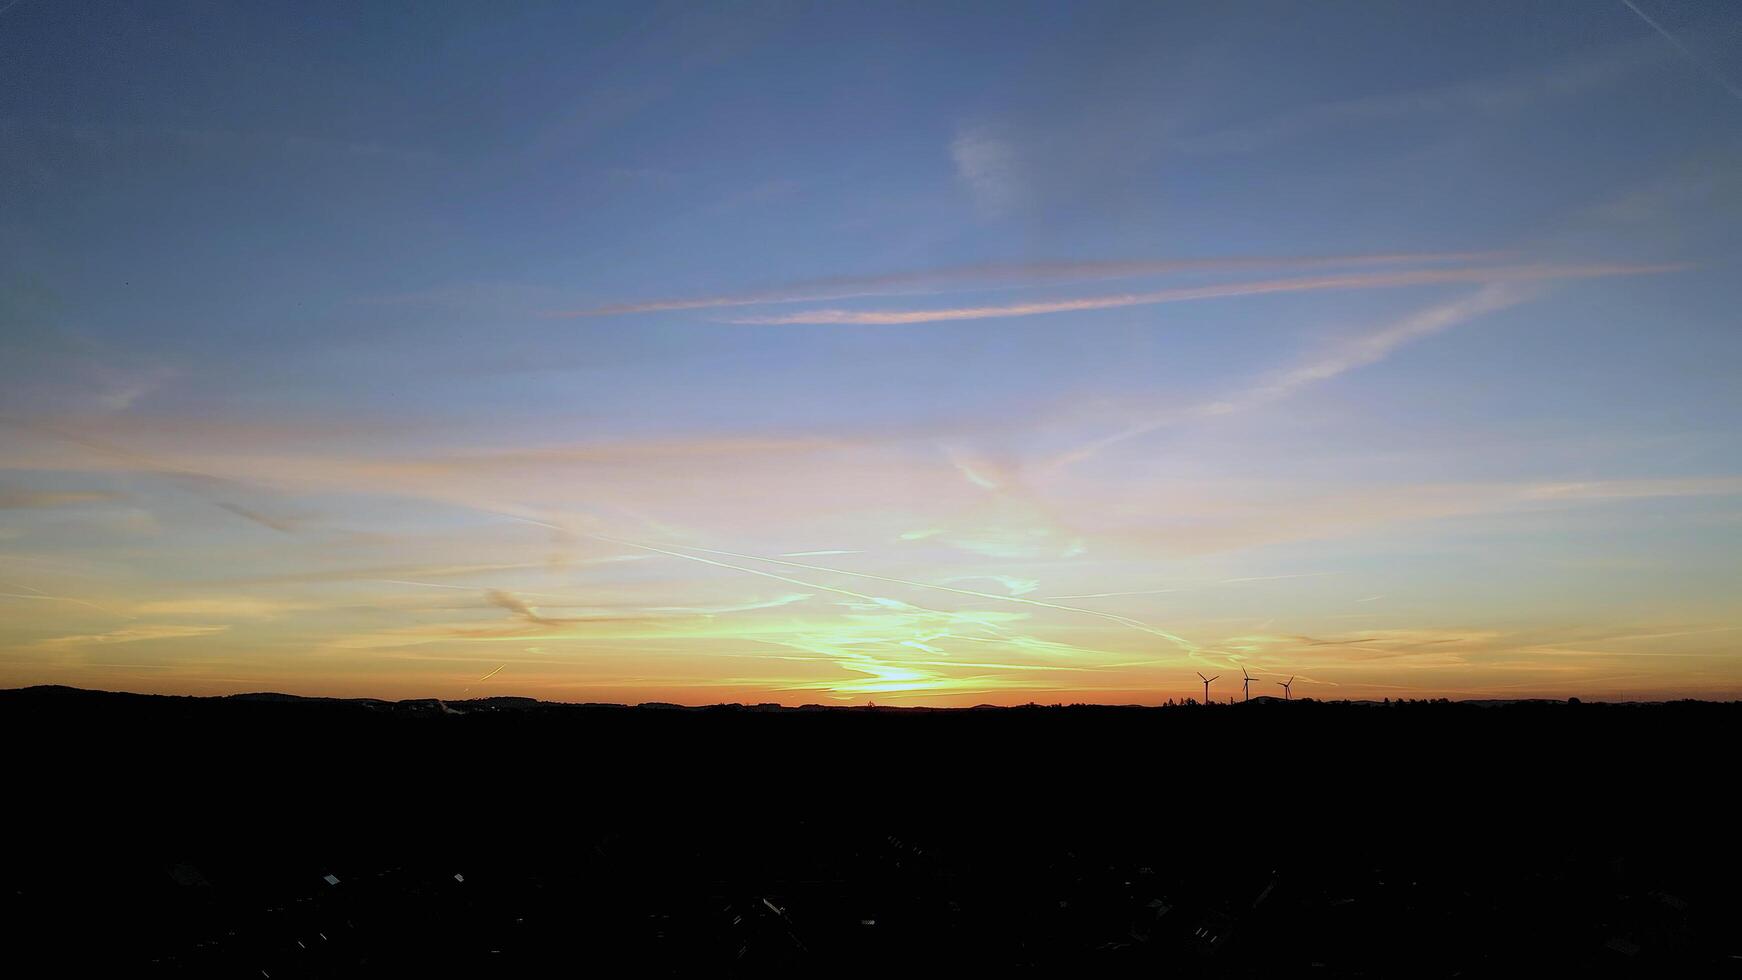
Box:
left=4, top=686, right=1735, bottom=975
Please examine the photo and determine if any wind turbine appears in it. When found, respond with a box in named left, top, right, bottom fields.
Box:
left=1277, top=676, right=1294, bottom=700
left=1241, top=667, right=1257, bottom=702
left=1198, top=672, right=1219, bottom=705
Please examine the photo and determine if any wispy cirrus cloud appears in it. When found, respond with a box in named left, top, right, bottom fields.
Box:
left=1170, top=38, right=1664, bottom=155
left=724, top=262, right=1676, bottom=325
left=130, top=597, right=308, bottom=619
left=1619, top=0, right=1742, bottom=103
left=13, top=400, right=1736, bottom=572
left=484, top=589, right=563, bottom=626
left=940, top=574, right=1041, bottom=597
left=228, top=556, right=651, bottom=587
left=327, top=591, right=660, bottom=651
left=0, top=489, right=123, bottom=508
left=37, top=623, right=229, bottom=648
left=549, top=251, right=1503, bottom=318
left=604, top=537, right=1201, bottom=653
left=1053, top=281, right=1538, bottom=467
left=1072, top=475, right=1742, bottom=559
left=951, top=124, right=1027, bottom=217
left=0, top=319, right=175, bottom=416
left=1522, top=477, right=1742, bottom=501
left=212, top=501, right=303, bottom=534
left=482, top=588, right=798, bottom=626
left=0, top=419, right=316, bottom=535
left=0, top=579, right=132, bottom=618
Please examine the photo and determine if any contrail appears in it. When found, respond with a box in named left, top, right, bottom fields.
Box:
left=724, top=262, right=1677, bottom=325
left=375, top=578, right=476, bottom=592
left=0, top=418, right=306, bottom=533
left=1050, top=281, right=1538, bottom=469
left=604, top=538, right=1200, bottom=653
left=0, top=580, right=133, bottom=618
left=1620, top=0, right=1742, bottom=102
left=549, top=251, right=1507, bottom=318
left=489, top=510, right=568, bottom=531
left=461, top=662, right=508, bottom=696
left=576, top=535, right=1030, bottom=687
left=1041, top=588, right=1183, bottom=600
left=374, top=579, right=590, bottom=603
left=580, top=535, right=991, bottom=629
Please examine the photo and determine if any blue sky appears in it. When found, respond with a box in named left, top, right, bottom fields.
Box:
left=2, top=1, right=1739, bottom=703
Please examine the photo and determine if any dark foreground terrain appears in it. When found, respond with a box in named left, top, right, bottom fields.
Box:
left=3, top=687, right=1738, bottom=977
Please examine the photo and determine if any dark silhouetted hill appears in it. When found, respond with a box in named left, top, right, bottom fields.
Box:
left=3, top=686, right=1736, bottom=975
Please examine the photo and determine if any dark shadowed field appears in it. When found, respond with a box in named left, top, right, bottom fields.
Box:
left=4, top=687, right=1736, bottom=976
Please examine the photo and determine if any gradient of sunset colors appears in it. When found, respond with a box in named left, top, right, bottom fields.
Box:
left=3, top=2, right=1739, bottom=704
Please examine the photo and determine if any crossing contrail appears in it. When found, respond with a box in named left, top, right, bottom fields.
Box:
left=1620, top=0, right=1742, bottom=102
left=603, top=537, right=1200, bottom=653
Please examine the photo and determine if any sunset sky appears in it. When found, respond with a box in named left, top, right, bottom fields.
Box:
left=3, top=1, right=1739, bottom=704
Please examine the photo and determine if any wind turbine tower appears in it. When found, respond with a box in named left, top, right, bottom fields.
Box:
left=1197, top=672, right=1218, bottom=705
left=1277, top=676, right=1294, bottom=700
left=1241, top=667, right=1257, bottom=702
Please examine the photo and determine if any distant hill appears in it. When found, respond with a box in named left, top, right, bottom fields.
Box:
left=5, top=684, right=1709, bottom=713
left=3, top=684, right=1737, bottom=977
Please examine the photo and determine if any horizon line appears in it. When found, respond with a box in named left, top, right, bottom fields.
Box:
left=8, top=683, right=1733, bottom=710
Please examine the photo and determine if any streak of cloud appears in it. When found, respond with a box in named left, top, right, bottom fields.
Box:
left=131, top=597, right=302, bottom=619
left=450, top=436, right=840, bottom=465
left=378, top=579, right=482, bottom=592
left=1, top=579, right=133, bottom=618
left=0, top=490, right=123, bottom=508
left=1171, top=38, right=1664, bottom=154
left=549, top=251, right=1504, bottom=318
left=724, top=263, right=1675, bottom=325
left=941, top=575, right=1041, bottom=597
left=952, top=125, right=1025, bottom=217
left=37, top=623, right=229, bottom=648
left=539, top=535, right=1059, bottom=692
left=461, top=662, right=508, bottom=695
left=1052, top=281, right=1540, bottom=468
left=1041, top=588, right=1183, bottom=600
left=945, top=446, right=1006, bottom=490
left=649, top=593, right=814, bottom=615
left=213, top=501, right=301, bottom=534
left=613, top=538, right=1201, bottom=653
left=482, top=589, right=659, bottom=625
left=1, top=419, right=310, bottom=532
left=1522, top=477, right=1742, bottom=500
left=1070, top=475, right=1742, bottom=560
left=234, top=557, right=647, bottom=586
left=1619, top=0, right=1742, bottom=102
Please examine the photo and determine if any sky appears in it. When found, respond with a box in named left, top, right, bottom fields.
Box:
left=2, top=1, right=1739, bottom=705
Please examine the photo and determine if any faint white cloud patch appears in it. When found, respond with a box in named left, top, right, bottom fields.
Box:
left=93, top=366, right=173, bottom=411
left=951, top=125, right=1025, bottom=217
